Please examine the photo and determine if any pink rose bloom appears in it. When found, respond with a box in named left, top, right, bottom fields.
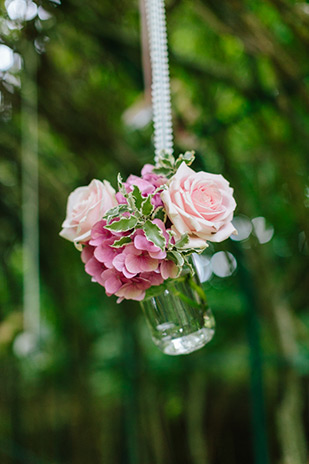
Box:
left=60, top=179, right=118, bottom=244
left=161, top=162, right=236, bottom=247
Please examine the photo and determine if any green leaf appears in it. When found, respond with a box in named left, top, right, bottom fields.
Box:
left=161, top=152, right=174, bottom=161
left=141, top=196, right=154, bottom=216
left=179, top=244, right=207, bottom=256
left=183, top=257, right=195, bottom=276
left=175, top=233, right=189, bottom=249
left=117, top=172, right=123, bottom=188
left=182, top=150, right=195, bottom=164
left=132, top=185, right=144, bottom=210
left=104, top=204, right=130, bottom=222
left=105, top=215, right=138, bottom=232
left=159, top=158, right=174, bottom=169
left=174, top=160, right=182, bottom=169
left=152, top=166, right=173, bottom=177
left=167, top=250, right=184, bottom=267
left=175, top=151, right=195, bottom=169
left=152, top=207, right=166, bottom=222
left=143, top=220, right=165, bottom=251
left=157, top=152, right=175, bottom=164
left=111, top=236, right=132, bottom=248
left=117, top=173, right=127, bottom=197
left=167, top=230, right=177, bottom=250
left=104, top=205, right=120, bottom=219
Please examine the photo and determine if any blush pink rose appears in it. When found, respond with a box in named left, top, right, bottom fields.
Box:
left=161, top=162, right=236, bottom=247
left=60, top=179, right=118, bottom=244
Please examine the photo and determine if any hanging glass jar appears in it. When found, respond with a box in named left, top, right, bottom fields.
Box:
left=140, top=264, right=215, bottom=355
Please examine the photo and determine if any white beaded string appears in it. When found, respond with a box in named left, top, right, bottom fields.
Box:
left=145, top=0, right=173, bottom=159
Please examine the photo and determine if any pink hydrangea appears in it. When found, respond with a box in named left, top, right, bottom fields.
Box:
left=115, top=276, right=158, bottom=303
left=116, top=164, right=167, bottom=208
left=80, top=217, right=177, bottom=302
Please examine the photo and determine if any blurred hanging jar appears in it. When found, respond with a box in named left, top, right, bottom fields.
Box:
left=140, top=257, right=215, bottom=355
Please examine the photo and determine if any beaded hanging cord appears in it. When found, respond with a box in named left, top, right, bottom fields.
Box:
left=145, top=0, right=173, bottom=159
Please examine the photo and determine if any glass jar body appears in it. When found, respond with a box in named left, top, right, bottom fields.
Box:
left=140, top=271, right=215, bottom=355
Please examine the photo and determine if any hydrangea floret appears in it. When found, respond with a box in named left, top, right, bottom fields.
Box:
left=60, top=152, right=237, bottom=302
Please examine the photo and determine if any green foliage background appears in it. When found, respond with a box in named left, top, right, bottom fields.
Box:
left=0, top=0, right=308, bottom=463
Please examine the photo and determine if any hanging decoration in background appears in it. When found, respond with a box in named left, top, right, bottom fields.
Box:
left=15, top=41, right=41, bottom=357
left=59, top=0, right=237, bottom=355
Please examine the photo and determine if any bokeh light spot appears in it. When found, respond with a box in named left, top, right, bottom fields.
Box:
left=211, top=251, right=237, bottom=278
left=13, top=332, right=37, bottom=357
left=38, top=6, right=52, bottom=20
left=0, top=44, right=14, bottom=71
left=6, top=0, right=37, bottom=21
left=231, top=215, right=252, bottom=241
left=252, top=216, right=274, bottom=244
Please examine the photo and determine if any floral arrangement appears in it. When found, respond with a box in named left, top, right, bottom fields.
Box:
left=60, top=152, right=236, bottom=303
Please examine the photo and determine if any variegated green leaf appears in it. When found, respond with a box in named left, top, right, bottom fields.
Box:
left=105, top=215, right=138, bottom=232
left=157, top=152, right=175, bottom=163
left=117, top=173, right=127, bottom=198
left=111, top=236, right=132, bottom=248
left=175, top=151, right=195, bottom=169
left=182, top=150, right=195, bottom=163
left=143, top=220, right=165, bottom=251
left=175, top=233, right=189, bottom=249
left=152, top=166, right=173, bottom=177
left=167, top=250, right=184, bottom=267
left=132, top=185, right=144, bottom=210
left=141, top=196, right=154, bottom=216
left=104, top=205, right=120, bottom=219
left=152, top=207, right=166, bottom=222
left=159, top=158, right=174, bottom=169
left=180, top=246, right=207, bottom=256
left=183, top=257, right=195, bottom=276
left=104, top=204, right=130, bottom=222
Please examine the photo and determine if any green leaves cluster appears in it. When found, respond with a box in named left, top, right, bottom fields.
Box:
left=167, top=233, right=206, bottom=278
left=103, top=175, right=166, bottom=251
left=152, top=151, right=195, bottom=178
